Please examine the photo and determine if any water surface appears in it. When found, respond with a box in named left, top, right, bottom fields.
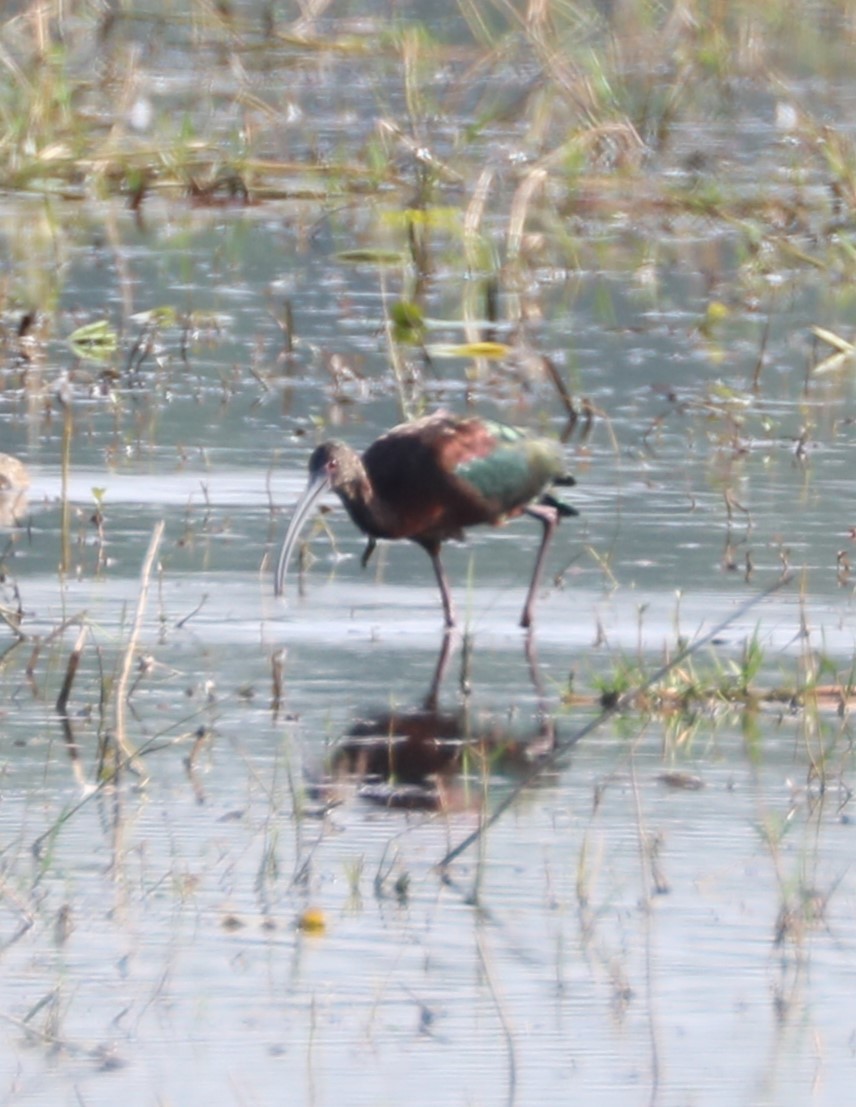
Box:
left=3, top=4, right=856, bottom=1106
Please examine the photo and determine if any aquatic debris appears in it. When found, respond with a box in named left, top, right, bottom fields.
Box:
left=0, top=452, right=29, bottom=527
left=811, top=325, right=856, bottom=374
left=0, top=453, right=29, bottom=491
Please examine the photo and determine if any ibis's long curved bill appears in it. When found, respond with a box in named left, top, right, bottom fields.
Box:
left=274, top=472, right=331, bottom=597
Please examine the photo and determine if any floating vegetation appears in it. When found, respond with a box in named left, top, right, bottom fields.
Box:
left=66, top=319, right=118, bottom=362
left=426, top=340, right=512, bottom=359
left=335, top=248, right=406, bottom=265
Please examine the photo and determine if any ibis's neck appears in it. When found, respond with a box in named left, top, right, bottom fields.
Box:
left=336, top=475, right=396, bottom=539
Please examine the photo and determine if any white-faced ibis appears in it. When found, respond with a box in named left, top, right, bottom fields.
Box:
left=274, top=410, right=576, bottom=628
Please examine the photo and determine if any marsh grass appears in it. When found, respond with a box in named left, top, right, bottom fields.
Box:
left=0, top=0, right=852, bottom=258
left=3, top=0, right=856, bottom=479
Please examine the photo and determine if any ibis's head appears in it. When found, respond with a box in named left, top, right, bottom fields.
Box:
left=273, top=442, right=362, bottom=597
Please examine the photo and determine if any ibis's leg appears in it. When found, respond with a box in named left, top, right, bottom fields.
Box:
left=426, top=545, right=457, bottom=629
left=520, top=504, right=559, bottom=629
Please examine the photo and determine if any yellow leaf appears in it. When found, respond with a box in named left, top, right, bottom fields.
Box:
left=297, top=907, right=326, bottom=933
left=426, top=341, right=511, bottom=359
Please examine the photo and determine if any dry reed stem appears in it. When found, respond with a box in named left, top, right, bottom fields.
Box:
left=475, top=929, right=518, bottom=1107
left=55, top=622, right=87, bottom=717
left=271, top=646, right=287, bottom=719
left=463, top=166, right=494, bottom=272
left=25, top=612, right=85, bottom=693
left=506, top=167, right=547, bottom=267
left=114, top=519, right=165, bottom=778
left=628, top=748, right=662, bottom=1106
left=379, top=268, right=415, bottom=422
left=55, top=622, right=89, bottom=789
left=59, top=401, right=72, bottom=579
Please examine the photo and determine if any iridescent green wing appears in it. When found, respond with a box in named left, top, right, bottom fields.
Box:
left=454, top=421, right=567, bottom=514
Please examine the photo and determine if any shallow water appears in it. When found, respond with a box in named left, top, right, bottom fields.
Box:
left=3, top=3, right=856, bottom=1106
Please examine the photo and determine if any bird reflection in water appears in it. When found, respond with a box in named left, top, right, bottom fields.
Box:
left=314, top=630, right=557, bottom=812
